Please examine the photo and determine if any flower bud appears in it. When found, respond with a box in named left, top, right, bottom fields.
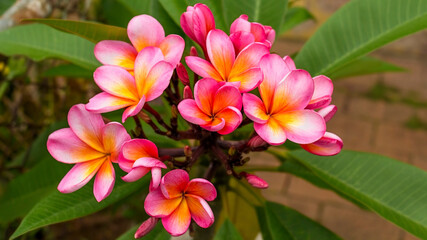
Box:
left=184, top=145, right=192, bottom=157
left=181, top=4, right=215, bottom=51
left=134, top=217, right=158, bottom=238
left=241, top=172, right=269, bottom=189
left=190, top=46, right=198, bottom=57
left=183, top=85, right=193, bottom=99
left=247, top=135, right=268, bottom=149
left=176, top=63, right=190, bottom=85
left=138, top=112, right=151, bottom=123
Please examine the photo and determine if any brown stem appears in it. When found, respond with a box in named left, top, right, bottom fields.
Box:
left=143, top=104, right=172, bottom=131
left=138, top=112, right=168, bottom=136
left=238, top=117, right=252, bottom=128
left=132, top=115, right=147, bottom=138
left=204, top=161, right=219, bottom=181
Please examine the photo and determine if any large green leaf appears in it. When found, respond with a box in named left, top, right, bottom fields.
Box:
left=214, top=218, right=243, bottom=240
left=10, top=176, right=149, bottom=239
left=222, top=0, right=288, bottom=33
left=0, top=24, right=99, bottom=70
left=26, top=19, right=128, bottom=43
left=328, top=55, right=405, bottom=80
left=294, top=0, right=427, bottom=76
left=290, top=150, right=427, bottom=239
left=257, top=201, right=342, bottom=240
left=280, top=7, right=315, bottom=34
left=42, top=64, right=93, bottom=78
left=116, top=223, right=169, bottom=240
left=0, top=0, right=14, bottom=15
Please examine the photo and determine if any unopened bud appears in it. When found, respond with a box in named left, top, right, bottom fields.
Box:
left=241, top=172, right=269, bottom=189
left=138, top=112, right=151, bottom=123
left=184, top=145, right=192, bottom=157
left=228, top=146, right=236, bottom=156
left=190, top=46, right=198, bottom=57
left=183, top=85, right=193, bottom=99
left=171, top=105, right=178, bottom=118
left=247, top=135, right=268, bottom=148
left=176, top=63, right=190, bottom=85
left=134, top=217, right=158, bottom=238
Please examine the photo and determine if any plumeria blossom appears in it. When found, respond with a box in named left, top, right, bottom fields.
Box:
left=181, top=3, right=215, bottom=54
left=86, top=47, right=174, bottom=122
left=301, top=105, right=343, bottom=156
left=94, top=15, right=184, bottom=70
left=178, top=78, right=243, bottom=135
left=47, top=104, right=130, bottom=202
left=144, top=169, right=217, bottom=236
left=230, top=14, right=276, bottom=53
left=118, top=139, right=166, bottom=188
left=243, top=54, right=326, bottom=145
left=186, top=29, right=269, bottom=92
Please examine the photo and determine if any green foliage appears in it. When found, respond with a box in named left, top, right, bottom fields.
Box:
left=0, top=0, right=14, bottom=15
left=281, top=7, right=315, bottom=33
left=214, top=219, right=243, bottom=240
left=42, top=64, right=93, bottom=78
left=257, top=201, right=342, bottom=240
left=0, top=24, right=99, bottom=70
left=290, top=150, right=427, bottom=239
left=295, top=0, right=427, bottom=76
left=117, top=223, right=170, bottom=240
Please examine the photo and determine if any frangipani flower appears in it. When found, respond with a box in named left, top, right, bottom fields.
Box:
left=301, top=105, right=343, bottom=156
left=86, top=47, right=174, bottom=122
left=118, top=139, right=166, bottom=188
left=230, top=14, right=275, bottom=53
left=94, top=15, right=184, bottom=70
left=47, top=104, right=130, bottom=202
left=186, top=29, right=269, bottom=92
left=181, top=3, right=215, bottom=53
left=178, top=78, right=243, bottom=135
left=144, top=169, right=216, bottom=236
left=243, top=54, right=326, bottom=145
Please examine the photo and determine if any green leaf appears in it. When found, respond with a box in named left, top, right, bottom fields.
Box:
left=26, top=19, right=129, bottom=43
left=328, top=55, right=405, bottom=80
left=294, top=0, right=427, bottom=76
left=10, top=176, right=150, bottom=239
left=42, top=64, right=93, bottom=78
left=0, top=0, right=14, bottom=15
left=281, top=7, right=315, bottom=33
left=214, top=218, right=243, bottom=240
left=222, top=0, right=288, bottom=33
left=290, top=150, right=427, bottom=239
left=158, top=0, right=187, bottom=27
left=258, top=201, right=342, bottom=240
left=116, top=223, right=169, bottom=240
left=0, top=24, right=99, bottom=70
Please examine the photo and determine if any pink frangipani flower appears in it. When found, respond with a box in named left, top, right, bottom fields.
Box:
left=178, top=78, right=243, bottom=135
left=144, top=169, right=217, bottom=236
left=186, top=29, right=269, bottom=92
left=301, top=105, right=343, bottom=156
left=180, top=3, right=215, bottom=54
left=47, top=104, right=130, bottom=202
left=86, top=47, right=174, bottom=122
left=230, top=14, right=276, bottom=54
left=94, top=15, right=184, bottom=70
left=118, top=139, right=166, bottom=188
left=243, top=54, right=326, bottom=145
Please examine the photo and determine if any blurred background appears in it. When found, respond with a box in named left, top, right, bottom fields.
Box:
left=0, top=0, right=426, bottom=239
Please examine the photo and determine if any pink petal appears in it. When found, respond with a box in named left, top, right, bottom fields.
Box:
left=273, top=110, right=326, bottom=144
left=242, top=93, right=269, bottom=124
left=134, top=47, right=165, bottom=91
left=68, top=104, right=105, bottom=152
left=86, top=92, right=134, bottom=114
left=228, top=67, right=263, bottom=93
left=250, top=22, right=267, bottom=42
left=93, top=160, right=115, bottom=202
left=185, top=178, right=217, bottom=201
left=94, top=40, right=137, bottom=70
left=102, top=122, right=131, bottom=163
left=133, top=157, right=166, bottom=169
left=161, top=169, right=189, bottom=199
left=192, top=4, right=215, bottom=46
left=142, top=61, right=173, bottom=101
left=230, top=15, right=251, bottom=34
left=118, top=151, right=133, bottom=172
left=201, top=117, right=225, bottom=132
left=307, top=75, right=333, bottom=109
left=244, top=173, right=269, bottom=189
left=229, top=43, right=269, bottom=78
left=151, top=167, right=162, bottom=189
left=186, top=195, right=214, bottom=228
left=194, top=78, right=221, bottom=115
left=121, top=139, right=159, bottom=161
left=216, top=107, right=243, bottom=135
left=230, top=31, right=255, bottom=54
left=283, top=55, right=296, bottom=70
left=206, top=29, right=235, bottom=79
left=57, top=158, right=105, bottom=193
left=162, top=199, right=191, bottom=236
left=254, top=118, right=287, bottom=145
left=134, top=217, right=158, bottom=239
left=93, top=66, right=139, bottom=100
left=318, top=105, right=337, bottom=122
left=178, top=99, right=211, bottom=125
left=301, top=132, right=343, bottom=156
left=185, top=56, right=222, bottom=81
left=266, top=26, right=276, bottom=44
left=159, top=34, right=185, bottom=66
left=145, top=188, right=182, bottom=217
left=181, top=8, right=197, bottom=41
left=270, top=70, right=314, bottom=114
left=212, top=85, right=242, bottom=114
left=122, top=95, right=146, bottom=123
left=127, top=15, right=165, bottom=52
left=121, top=167, right=150, bottom=182
left=47, top=128, right=104, bottom=164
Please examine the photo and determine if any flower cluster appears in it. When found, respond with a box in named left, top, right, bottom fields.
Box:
left=47, top=3, right=342, bottom=238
